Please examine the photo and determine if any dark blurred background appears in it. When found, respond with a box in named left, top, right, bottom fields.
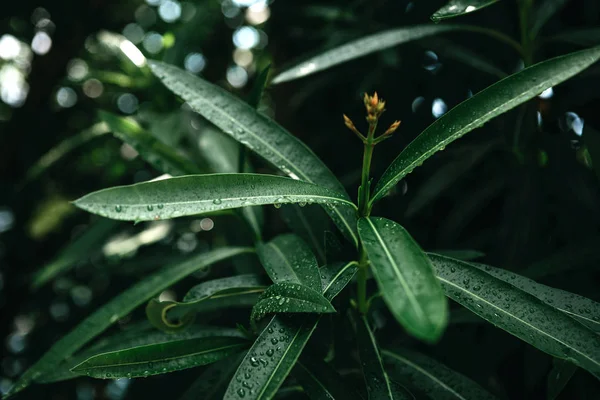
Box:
left=1, top=0, right=600, bottom=398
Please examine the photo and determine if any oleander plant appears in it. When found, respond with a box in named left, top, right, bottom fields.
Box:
left=3, top=0, right=600, bottom=399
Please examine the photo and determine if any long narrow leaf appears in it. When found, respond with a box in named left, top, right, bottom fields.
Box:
left=358, top=217, right=448, bottom=342
left=383, top=348, right=497, bottom=399
left=531, top=0, right=568, bottom=38
left=257, top=234, right=321, bottom=291
left=294, top=356, right=363, bottom=400
left=468, top=263, right=600, bottom=332
left=281, top=205, right=328, bottom=264
left=7, top=247, right=253, bottom=397
left=146, top=274, right=268, bottom=331
left=30, top=218, right=118, bottom=290
left=372, top=46, right=600, bottom=203
left=272, top=25, right=467, bottom=84
left=250, top=282, right=336, bottom=323
left=356, top=316, right=413, bottom=399
left=99, top=111, right=203, bottom=176
left=73, top=173, right=356, bottom=222
left=179, top=353, right=247, bottom=400
left=72, top=336, right=248, bottom=378
left=224, top=261, right=357, bottom=400
left=148, top=61, right=359, bottom=246
left=39, top=325, right=243, bottom=383
left=431, top=0, right=499, bottom=22
left=428, top=254, right=600, bottom=379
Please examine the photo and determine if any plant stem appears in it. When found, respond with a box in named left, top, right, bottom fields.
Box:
left=356, top=121, right=377, bottom=315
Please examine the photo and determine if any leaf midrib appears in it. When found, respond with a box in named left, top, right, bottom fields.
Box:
left=438, top=276, right=600, bottom=369
left=382, top=350, right=466, bottom=400
left=365, top=218, right=427, bottom=321
left=76, top=342, right=246, bottom=371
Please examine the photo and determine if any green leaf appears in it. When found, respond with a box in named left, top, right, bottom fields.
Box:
left=431, top=249, right=485, bottom=261
left=30, top=218, right=118, bottom=290
left=257, top=234, right=321, bottom=291
left=24, top=122, right=109, bottom=184
left=99, top=111, right=203, bottom=176
left=247, top=64, right=271, bottom=109
left=371, top=46, right=600, bottom=203
left=72, top=336, right=248, bottom=379
left=318, top=261, right=359, bottom=301
left=468, top=263, right=600, bottom=332
left=148, top=60, right=358, bottom=247
left=272, top=25, right=467, bottom=84
left=7, top=247, right=252, bottom=397
left=146, top=274, right=268, bottom=332
left=549, top=28, right=600, bottom=47
left=358, top=217, right=448, bottom=342
left=431, top=0, right=499, bottom=22
left=250, top=282, right=336, bottom=323
left=383, top=348, right=497, bottom=400
left=281, top=204, right=329, bottom=264
left=294, top=356, right=363, bottom=400
left=73, top=173, right=356, bottom=222
left=428, top=254, right=600, bottom=378
left=224, top=261, right=357, bottom=400
left=38, top=325, right=243, bottom=383
left=356, top=316, right=413, bottom=400
left=547, top=358, right=578, bottom=400
left=179, top=353, right=247, bottom=400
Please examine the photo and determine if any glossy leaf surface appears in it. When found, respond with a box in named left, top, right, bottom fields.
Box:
left=148, top=61, right=358, bottom=246
left=372, top=46, right=600, bottom=203
left=72, top=336, right=248, bottom=378
left=250, top=282, right=336, bottom=322
left=431, top=0, right=499, bottom=22
left=356, top=316, right=413, bottom=399
left=74, top=173, right=355, bottom=222
left=147, top=274, right=268, bottom=331
left=272, top=25, right=465, bottom=84
left=257, top=234, right=321, bottom=291
left=224, top=259, right=357, bottom=399
left=358, top=217, right=448, bottom=342
left=469, top=263, right=600, bottom=332
left=383, top=348, right=496, bottom=399
left=8, top=247, right=252, bottom=397
left=429, top=254, right=600, bottom=378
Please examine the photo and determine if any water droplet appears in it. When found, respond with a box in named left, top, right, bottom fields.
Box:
left=213, top=199, right=223, bottom=205
left=115, top=205, right=122, bottom=213
left=147, top=205, right=154, bottom=211
left=298, top=202, right=307, bottom=207
left=250, top=357, right=260, bottom=367
left=271, top=338, right=278, bottom=345
left=237, top=388, right=246, bottom=398
left=157, top=204, right=164, bottom=209
left=266, top=349, right=274, bottom=357
left=274, top=203, right=282, bottom=209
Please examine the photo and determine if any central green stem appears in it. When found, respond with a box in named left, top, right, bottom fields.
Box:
left=356, top=121, right=377, bottom=314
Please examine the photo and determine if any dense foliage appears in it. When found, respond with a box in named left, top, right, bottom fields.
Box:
left=1, top=0, right=600, bottom=399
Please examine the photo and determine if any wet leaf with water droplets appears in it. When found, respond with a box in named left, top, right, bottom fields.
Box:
left=8, top=247, right=253, bottom=397
left=71, top=335, right=248, bottom=379
left=429, top=254, right=600, bottom=378
left=383, top=348, right=496, bottom=399
left=257, top=234, right=321, bottom=291
left=250, top=282, right=335, bottom=323
left=147, top=274, right=268, bottom=332
left=356, top=315, right=413, bottom=399
left=224, top=259, right=357, bottom=400
left=148, top=61, right=358, bottom=247
left=74, top=173, right=355, bottom=222
left=372, top=46, right=600, bottom=204
left=431, top=0, right=499, bottom=22
left=358, top=217, right=448, bottom=343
